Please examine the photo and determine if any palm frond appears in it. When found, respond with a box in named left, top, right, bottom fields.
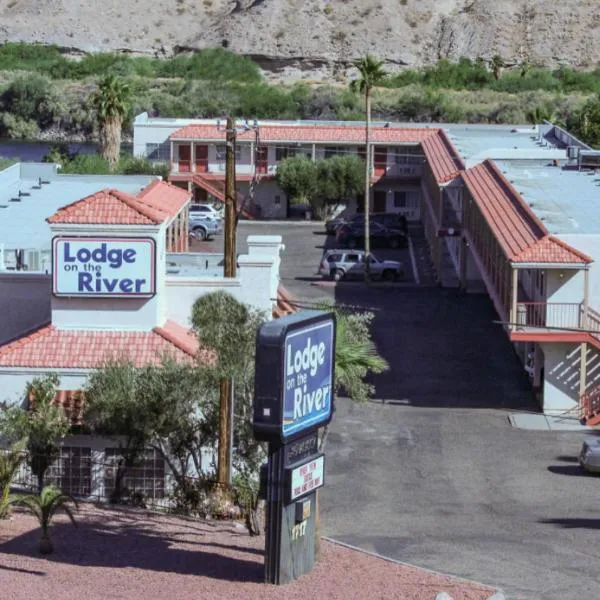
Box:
left=9, top=494, right=43, bottom=520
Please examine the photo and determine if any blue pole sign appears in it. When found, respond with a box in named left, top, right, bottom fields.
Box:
left=253, top=310, right=336, bottom=443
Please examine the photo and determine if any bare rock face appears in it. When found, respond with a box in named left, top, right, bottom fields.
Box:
left=0, top=0, right=599, bottom=79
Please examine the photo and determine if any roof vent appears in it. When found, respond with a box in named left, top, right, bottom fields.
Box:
left=18, top=190, right=31, bottom=198
left=579, top=150, right=600, bottom=170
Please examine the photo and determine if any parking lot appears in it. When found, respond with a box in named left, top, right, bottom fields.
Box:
left=197, top=220, right=600, bottom=599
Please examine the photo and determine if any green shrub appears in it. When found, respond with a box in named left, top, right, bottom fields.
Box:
left=0, top=113, right=39, bottom=138
left=56, top=152, right=169, bottom=177
left=0, top=74, right=61, bottom=128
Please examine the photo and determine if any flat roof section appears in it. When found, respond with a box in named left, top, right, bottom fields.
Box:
left=0, top=165, right=156, bottom=252
left=497, top=160, right=600, bottom=236
left=445, top=124, right=564, bottom=163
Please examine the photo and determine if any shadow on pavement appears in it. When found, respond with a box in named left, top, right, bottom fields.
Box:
left=547, top=465, right=589, bottom=477
left=554, top=455, right=579, bottom=463
left=334, top=283, right=537, bottom=411
left=539, top=518, right=600, bottom=529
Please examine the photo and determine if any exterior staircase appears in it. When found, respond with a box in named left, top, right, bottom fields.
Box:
left=580, top=385, right=600, bottom=426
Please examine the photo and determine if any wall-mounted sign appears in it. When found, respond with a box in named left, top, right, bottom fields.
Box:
left=286, top=454, right=324, bottom=503
left=52, top=237, right=156, bottom=298
left=253, top=311, right=336, bottom=443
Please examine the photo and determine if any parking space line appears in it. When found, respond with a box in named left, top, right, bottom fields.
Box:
left=408, top=234, right=420, bottom=285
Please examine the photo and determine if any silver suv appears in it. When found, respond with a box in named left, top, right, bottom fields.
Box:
left=318, top=249, right=404, bottom=281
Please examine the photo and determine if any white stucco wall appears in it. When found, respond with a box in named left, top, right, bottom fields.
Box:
left=49, top=224, right=167, bottom=330
left=556, top=234, right=600, bottom=311
left=540, top=342, right=581, bottom=413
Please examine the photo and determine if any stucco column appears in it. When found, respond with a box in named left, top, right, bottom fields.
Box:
left=311, top=144, right=316, bottom=162
left=191, top=143, right=196, bottom=173
left=580, top=342, right=588, bottom=399
left=510, top=266, right=518, bottom=330
left=250, top=142, right=255, bottom=167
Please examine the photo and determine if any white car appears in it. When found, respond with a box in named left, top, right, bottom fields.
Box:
left=318, top=249, right=404, bottom=281
left=189, top=203, right=223, bottom=222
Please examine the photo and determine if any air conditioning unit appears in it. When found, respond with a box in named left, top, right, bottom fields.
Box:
left=567, top=146, right=580, bottom=160
left=579, top=150, right=600, bottom=169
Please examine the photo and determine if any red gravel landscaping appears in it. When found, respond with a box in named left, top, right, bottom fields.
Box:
left=0, top=505, right=496, bottom=600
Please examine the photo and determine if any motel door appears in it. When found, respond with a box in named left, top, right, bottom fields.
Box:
left=374, top=147, right=388, bottom=176
left=178, top=145, right=191, bottom=173
left=256, top=146, right=268, bottom=174
left=373, top=190, right=387, bottom=213
left=195, top=145, right=208, bottom=172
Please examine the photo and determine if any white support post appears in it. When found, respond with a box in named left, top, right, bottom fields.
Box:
left=510, top=267, right=518, bottom=330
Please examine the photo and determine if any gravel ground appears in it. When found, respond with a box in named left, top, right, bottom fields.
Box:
left=0, top=504, right=496, bottom=600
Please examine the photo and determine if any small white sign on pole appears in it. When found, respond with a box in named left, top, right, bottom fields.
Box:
left=289, top=454, right=325, bottom=502
left=53, top=237, right=156, bottom=298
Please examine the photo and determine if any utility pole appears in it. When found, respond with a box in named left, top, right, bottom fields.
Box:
left=216, top=116, right=259, bottom=487
left=217, top=116, right=237, bottom=486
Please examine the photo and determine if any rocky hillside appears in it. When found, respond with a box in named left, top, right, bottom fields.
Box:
left=1, top=0, right=599, bottom=80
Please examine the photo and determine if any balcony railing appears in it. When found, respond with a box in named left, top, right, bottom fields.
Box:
left=515, top=302, right=600, bottom=333
left=580, top=385, right=600, bottom=422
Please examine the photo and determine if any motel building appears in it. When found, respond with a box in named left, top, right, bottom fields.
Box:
left=134, top=115, right=600, bottom=424
left=0, top=162, right=285, bottom=501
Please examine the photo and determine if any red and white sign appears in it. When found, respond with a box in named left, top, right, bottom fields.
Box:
left=289, top=455, right=324, bottom=501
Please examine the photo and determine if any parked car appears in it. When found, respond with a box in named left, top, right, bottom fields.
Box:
left=189, top=214, right=222, bottom=240
left=325, top=212, right=408, bottom=235
left=318, top=249, right=404, bottom=281
left=579, top=436, right=600, bottom=473
left=336, top=221, right=408, bottom=249
left=189, top=203, right=223, bottom=222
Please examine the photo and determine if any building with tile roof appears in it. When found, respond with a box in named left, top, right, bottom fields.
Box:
left=131, top=114, right=600, bottom=422
left=0, top=165, right=285, bottom=500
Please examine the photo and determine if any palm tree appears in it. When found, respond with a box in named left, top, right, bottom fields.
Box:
left=490, top=54, right=504, bottom=80
left=91, top=75, right=131, bottom=169
left=0, top=442, right=26, bottom=518
left=10, top=486, right=78, bottom=554
left=350, top=55, right=387, bottom=282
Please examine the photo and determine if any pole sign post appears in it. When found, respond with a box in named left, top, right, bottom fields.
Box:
left=253, top=310, right=336, bottom=585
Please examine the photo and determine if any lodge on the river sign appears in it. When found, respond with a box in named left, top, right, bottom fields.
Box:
left=253, top=310, right=336, bottom=443
left=53, top=237, right=156, bottom=298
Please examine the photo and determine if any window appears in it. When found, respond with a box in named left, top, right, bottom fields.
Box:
left=346, top=254, right=360, bottom=263
left=394, top=191, right=407, bottom=208
left=394, top=145, right=424, bottom=165
left=327, top=253, right=342, bottom=262
left=216, top=145, right=241, bottom=162
left=145, top=142, right=171, bottom=162
left=104, top=448, right=165, bottom=499
left=325, top=146, right=343, bottom=159
left=46, top=447, right=92, bottom=496
left=276, top=147, right=296, bottom=162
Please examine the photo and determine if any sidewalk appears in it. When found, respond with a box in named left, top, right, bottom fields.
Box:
left=508, top=412, right=593, bottom=431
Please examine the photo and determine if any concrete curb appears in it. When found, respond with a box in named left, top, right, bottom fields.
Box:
left=321, top=537, right=504, bottom=599
left=310, top=280, right=436, bottom=289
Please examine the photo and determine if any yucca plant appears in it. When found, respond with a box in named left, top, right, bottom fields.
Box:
left=10, top=486, right=78, bottom=554
left=0, top=442, right=26, bottom=518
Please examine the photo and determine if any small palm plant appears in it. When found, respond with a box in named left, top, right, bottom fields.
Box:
left=0, top=442, right=26, bottom=519
left=10, top=486, right=78, bottom=554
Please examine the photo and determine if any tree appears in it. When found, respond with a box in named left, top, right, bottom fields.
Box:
left=275, top=155, right=318, bottom=210
left=525, top=104, right=558, bottom=126
left=10, top=486, right=78, bottom=554
left=25, top=374, right=70, bottom=492
left=90, top=75, right=130, bottom=169
left=490, top=54, right=504, bottom=81
left=191, top=291, right=267, bottom=534
left=350, top=54, right=387, bottom=282
left=571, top=95, right=600, bottom=148
left=0, top=441, right=26, bottom=519
left=316, top=154, right=365, bottom=219
left=84, top=360, right=154, bottom=503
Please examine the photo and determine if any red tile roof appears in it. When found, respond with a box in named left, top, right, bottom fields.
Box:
left=47, top=181, right=190, bottom=225
left=421, top=129, right=465, bottom=183
left=462, top=160, right=592, bottom=264
left=273, top=285, right=296, bottom=319
left=0, top=320, right=213, bottom=369
left=170, top=123, right=433, bottom=144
